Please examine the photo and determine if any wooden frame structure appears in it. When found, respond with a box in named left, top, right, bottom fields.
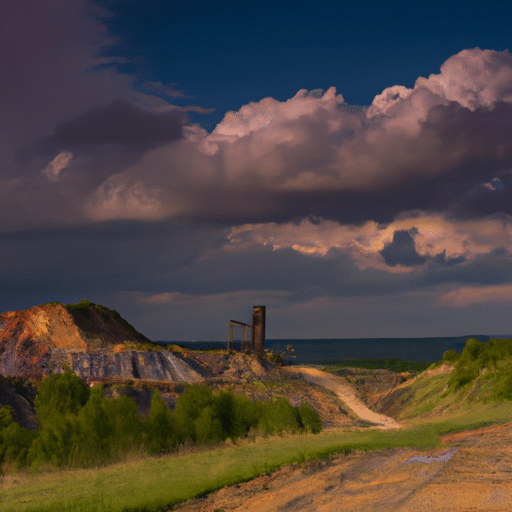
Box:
left=228, top=320, right=250, bottom=351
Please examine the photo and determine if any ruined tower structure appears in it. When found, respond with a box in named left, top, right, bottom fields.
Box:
left=251, top=306, right=266, bottom=357
left=228, top=305, right=266, bottom=357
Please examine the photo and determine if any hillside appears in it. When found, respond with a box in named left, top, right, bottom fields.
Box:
left=0, top=300, right=199, bottom=381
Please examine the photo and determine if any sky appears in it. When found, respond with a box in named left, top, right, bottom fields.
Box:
left=3, top=0, right=512, bottom=341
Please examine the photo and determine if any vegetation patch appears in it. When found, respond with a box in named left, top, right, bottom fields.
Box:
left=0, top=372, right=322, bottom=475
left=5, top=403, right=512, bottom=512
left=446, top=338, right=512, bottom=399
left=320, top=359, right=432, bottom=374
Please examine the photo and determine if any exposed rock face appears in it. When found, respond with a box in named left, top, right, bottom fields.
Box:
left=50, top=349, right=204, bottom=383
left=0, top=301, right=203, bottom=383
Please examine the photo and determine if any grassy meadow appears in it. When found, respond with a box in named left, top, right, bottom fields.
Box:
left=4, top=337, right=512, bottom=511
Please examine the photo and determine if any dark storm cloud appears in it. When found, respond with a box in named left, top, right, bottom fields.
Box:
left=431, top=251, right=466, bottom=267
left=380, top=230, right=426, bottom=267
left=0, top=221, right=230, bottom=309
left=35, top=100, right=185, bottom=154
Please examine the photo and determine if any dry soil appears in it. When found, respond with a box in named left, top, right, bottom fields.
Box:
left=171, top=367, right=512, bottom=511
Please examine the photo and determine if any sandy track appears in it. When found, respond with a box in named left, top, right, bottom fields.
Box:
left=284, top=366, right=401, bottom=429
left=172, top=423, right=512, bottom=512
left=171, top=369, right=512, bottom=511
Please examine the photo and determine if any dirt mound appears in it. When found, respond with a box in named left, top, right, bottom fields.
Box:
left=0, top=301, right=151, bottom=380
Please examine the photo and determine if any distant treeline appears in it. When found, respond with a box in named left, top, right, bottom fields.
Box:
left=0, top=372, right=321, bottom=472
left=320, top=359, right=432, bottom=374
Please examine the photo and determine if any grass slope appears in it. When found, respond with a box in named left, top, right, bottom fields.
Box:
left=4, top=401, right=512, bottom=512
left=5, top=345, right=512, bottom=512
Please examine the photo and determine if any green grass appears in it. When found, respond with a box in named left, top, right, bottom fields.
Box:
left=397, top=373, right=452, bottom=419
left=5, top=399, right=512, bottom=512
left=0, top=428, right=437, bottom=512
left=5, top=344, right=512, bottom=512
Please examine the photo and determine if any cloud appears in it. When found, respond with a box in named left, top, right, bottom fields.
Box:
left=85, top=179, right=171, bottom=221
left=0, top=0, right=196, bottom=184
left=41, top=151, right=73, bottom=182
left=139, top=81, right=193, bottom=99
left=380, top=230, right=427, bottom=267
left=439, top=284, right=512, bottom=306
left=38, top=100, right=185, bottom=153
left=226, top=212, right=512, bottom=273
left=82, top=48, right=512, bottom=225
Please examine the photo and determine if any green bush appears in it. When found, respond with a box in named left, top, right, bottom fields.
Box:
left=255, top=398, right=300, bottom=436
left=0, top=406, right=36, bottom=472
left=490, top=371, right=512, bottom=401
left=442, top=349, right=460, bottom=364
left=194, top=405, right=224, bottom=444
left=448, top=338, right=486, bottom=390
left=297, top=402, right=322, bottom=433
left=66, top=299, right=92, bottom=310
left=75, top=385, right=112, bottom=465
left=446, top=338, right=512, bottom=396
left=8, top=376, right=323, bottom=472
left=144, top=389, right=175, bottom=453
left=34, top=371, right=89, bottom=425
left=27, top=414, right=81, bottom=468
left=173, top=383, right=215, bottom=443
left=103, top=395, right=143, bottom=456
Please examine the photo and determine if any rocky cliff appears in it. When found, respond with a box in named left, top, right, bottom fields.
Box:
left=0, top=301, right=203, bottom=383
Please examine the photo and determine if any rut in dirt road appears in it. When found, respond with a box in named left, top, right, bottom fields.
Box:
left=285, top=366, right=401, bottom=429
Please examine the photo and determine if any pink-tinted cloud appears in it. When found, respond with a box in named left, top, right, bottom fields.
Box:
left=226, top=213, right=512, bottom=272
left=41, top=151, right=73, bottom=182
left=83, top=48, right=512, bottom=225
left=439, top=284, right=512, bottom=307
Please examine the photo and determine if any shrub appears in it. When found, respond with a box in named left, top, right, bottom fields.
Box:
left=194, top=405, right=224, bottom=444
left=27, top=414, right=81, bottom=468
left=491, top=371, right=512, bottom=401
left=103, top=395, right=143, bottom=456
left=34, top=371, right=89, bottom=425
left=173, top=384, right=215, bottom=443
left=255, top=398, right=300, bottom=436
left=145, top=389, right=175, bottom=454
left=448, top=338, right=486, bottom=390
left=442, top=349, right=460, bottom=364
left=75, top=385, right=112, bottom=465
left=0, top=406, right=37, bottom=472
left=297, top=402, right=322, bottom=433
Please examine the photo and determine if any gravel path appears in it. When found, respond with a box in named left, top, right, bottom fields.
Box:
left=284, top=366, right=401, bottom=429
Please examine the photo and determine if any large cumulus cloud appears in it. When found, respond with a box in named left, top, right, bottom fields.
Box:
left=82, top=48, right=512, bottom=226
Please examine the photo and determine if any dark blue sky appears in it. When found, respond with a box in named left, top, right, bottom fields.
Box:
left=93, top=0, right=511, bottom=126
left=2, top=0, right=512, bottom=341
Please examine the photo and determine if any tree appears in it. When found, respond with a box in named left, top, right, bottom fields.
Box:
left=34, top=371, right=89, bottom=426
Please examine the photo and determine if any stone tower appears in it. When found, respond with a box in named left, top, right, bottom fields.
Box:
left=251, top=306, right=266, bottom=357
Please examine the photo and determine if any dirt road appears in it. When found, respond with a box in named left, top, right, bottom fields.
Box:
left=171, top=368, right=512, bottom=511
left=284, top=366, right=401, bottom=429
left=172, top=422, right=512, bottom=511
